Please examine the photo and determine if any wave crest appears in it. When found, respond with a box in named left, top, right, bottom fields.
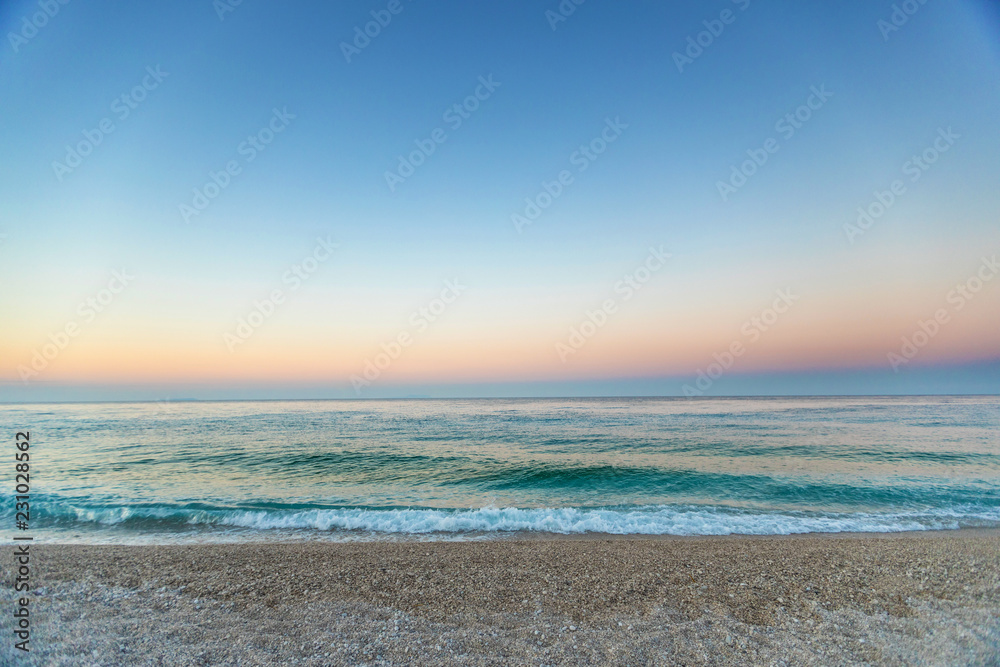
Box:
left=38, top=502, right=1000, bottom=537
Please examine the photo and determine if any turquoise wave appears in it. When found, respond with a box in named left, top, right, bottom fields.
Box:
left=2, top=396, right=998, bottom=540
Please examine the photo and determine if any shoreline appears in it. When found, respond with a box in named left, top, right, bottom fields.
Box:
left=501, top=525, right=1000, bottom=542
left=4, top=530, right=998, bottom=665
left=21, top=525, right=1000, bottom=546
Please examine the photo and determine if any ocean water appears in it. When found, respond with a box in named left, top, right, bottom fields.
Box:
left=2, top=396, right=999, bottom=543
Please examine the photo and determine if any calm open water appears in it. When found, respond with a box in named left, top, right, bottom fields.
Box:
left=2, top=396, right=999, bottom=543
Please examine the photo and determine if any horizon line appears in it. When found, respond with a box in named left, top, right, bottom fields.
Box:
left=3, top=392, right=999, bottom=406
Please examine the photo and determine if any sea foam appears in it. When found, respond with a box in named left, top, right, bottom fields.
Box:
left=47, top=502, right=1000, bottom=537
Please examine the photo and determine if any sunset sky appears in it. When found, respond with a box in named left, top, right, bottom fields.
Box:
left=1, top=0, right=999, bottom=401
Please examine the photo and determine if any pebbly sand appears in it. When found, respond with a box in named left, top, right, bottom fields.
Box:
left=2, top=530, right=999, bottom=665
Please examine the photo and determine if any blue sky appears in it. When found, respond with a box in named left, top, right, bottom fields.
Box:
left=1, top=0, right=998, bottom=400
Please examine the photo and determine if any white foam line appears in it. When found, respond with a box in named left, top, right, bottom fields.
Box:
left=47, top=504, right=1000, bottom=536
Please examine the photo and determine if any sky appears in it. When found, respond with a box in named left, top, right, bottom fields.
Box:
left=1, top=0, right=999, bottom=401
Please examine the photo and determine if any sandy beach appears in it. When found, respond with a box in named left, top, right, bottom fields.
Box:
left=2, top=530, right=998, bottom=665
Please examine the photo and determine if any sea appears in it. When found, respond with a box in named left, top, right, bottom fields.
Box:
left=2, top=396, right=999, bottom=543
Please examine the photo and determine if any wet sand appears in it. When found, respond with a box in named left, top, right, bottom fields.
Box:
left=3, top=530, right=999, bottom=665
